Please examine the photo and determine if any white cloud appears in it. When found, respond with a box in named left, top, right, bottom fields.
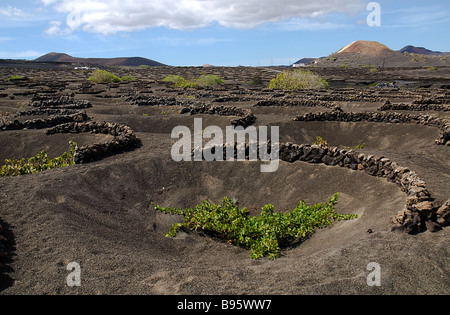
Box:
left=0, top=50, right=44, bottom=59
left=45, top=20, right=70, bottom=36
left=41, top=0, right=366, bottom=34
left=0, top=5, right=30, bottom=19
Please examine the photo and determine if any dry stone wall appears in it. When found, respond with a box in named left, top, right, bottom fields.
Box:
left=181, top=104, right=256, bottom=128
left=46, top=121, right=141, bottom=164
left=379, top=100, right=450, bottom=112
left=294, top=110, right=450, bottom=146
left=0, top=111, right=88, bottom=131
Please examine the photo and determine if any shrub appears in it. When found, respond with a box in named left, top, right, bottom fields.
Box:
left=0, top=141, right=77, bottom=177
left=154, top=194, right=357, bottom=260
left=268, top=70, right=329, bottom=91
left=313, top=136, right=328, bottom=147
left=177, top=80, right=200, bottom=89
left=5, top=75, right=25, bottom=82
left=121, top=75, right=137, bottom=81
left=250, top=74, right=263, bottom=85
left=162, top=75, right=199, bottom=88
left=89, top=70, right=122, bottom=84
left=162, top=74, right=224, bottom=89
left=162, top=75, right=186, bottom=85
left=196, top=74, right=224, bottom=87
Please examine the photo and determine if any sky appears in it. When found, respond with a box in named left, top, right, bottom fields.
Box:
left=0, top=0, right=449, bottom=66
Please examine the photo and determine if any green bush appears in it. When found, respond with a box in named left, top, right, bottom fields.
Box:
left=250, top=74, right=263, bottom=85
left=313, top=136, right=328, bottom=147
left=177, top=80, right=200, bottom=89
left=5, top=75, right=25, bottom=82
left=154, top=193, right=357, bottom=260
left=89, top=70, right=122, bottom=84
left=268, top=70, right=329, bottom=91
left=162, top=75, right=198, bottom=88
left=162, top=75, right=186, bottom=85
left=162, top=74, right=224, bottom=89
left=121, top=75, right=137, bottom=81
left=196, top=74, right=224, bottom=87
left=0, top=141, right=77, bottom=177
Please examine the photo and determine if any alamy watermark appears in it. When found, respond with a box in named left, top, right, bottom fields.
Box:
left=367, top=2, right=381, bottom=27
left=171, top=118, right=280, bottom=173
left=66, top=262, right=81, bottom=287
left=366, top=262, right=381, bottom=287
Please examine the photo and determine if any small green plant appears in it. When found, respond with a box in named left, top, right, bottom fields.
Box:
left=250, top=74, right=263, bottom=85
left=355, top=143, right=366, bottom=150
left=427, top=66, right=438, bottom=71
left=121, top=75, right=137, bottom=81
left=162, top=75, right=199, bottom=89
left=162, top=74, right=224, bottom=89
left=268, top=70, right=329, bottom=91
left=313, top=136, right=328, bottom=147
left=154, top=194, right=357, bottom=260
left=5, top=75, right=25, bottom=82
left=196, top=74, right=224, bottom=87
left=178, top=80, right=200, bottom=89
left=369, top=67, right=379, bottom=73
left=0, top=141, right=77, bottom=177
left=162, top=75, right=186, bottom=85
left=89, top=70, right=122, bottom=84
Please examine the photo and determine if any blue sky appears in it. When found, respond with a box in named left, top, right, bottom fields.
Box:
left=0, top=0, right=449, bottom=66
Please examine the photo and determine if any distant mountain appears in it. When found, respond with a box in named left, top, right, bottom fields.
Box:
left=293, top=58, right=317, bottom=66
left=398, top=45, right=448, bottom=56
left=35, top=52, right=167, bottom=67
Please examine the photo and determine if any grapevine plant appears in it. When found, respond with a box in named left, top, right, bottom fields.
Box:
left=154, top=193, right=358, bottom=260
left=0, top=141, right=77, bottom=177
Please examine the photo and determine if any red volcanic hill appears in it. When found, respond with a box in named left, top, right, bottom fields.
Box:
left=337, top=40, right=394, bottom=56
left=35, top=52, right=167, bottom=67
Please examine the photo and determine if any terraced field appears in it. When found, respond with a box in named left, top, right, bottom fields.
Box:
left=0, top=65, right=449, bottom=294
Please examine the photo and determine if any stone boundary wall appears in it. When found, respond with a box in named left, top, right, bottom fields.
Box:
left=0, top=111, right=89, bottom=131
left=17, top=108, right=81, bottom=117
left=125, top=95, right=197, bottom=107
left=379, top=101, right=450, bottom=112
left=196, top=141, right=449, bottom=234
left=254, top=99, right=339, bottom=110
left=46, top=121, right=141, bottom=164
left=29, top=94, right=92, bottom=109
left=294, top=111, right=450, bottom=146
left=180, top=104, right=256, bottom=128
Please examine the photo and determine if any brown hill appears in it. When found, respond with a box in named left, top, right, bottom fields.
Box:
left=35, top=52, right=167, bottom=67
left=337, top=40, right=394, bottom=56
